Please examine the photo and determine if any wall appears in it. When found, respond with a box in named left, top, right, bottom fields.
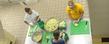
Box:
left=88, top=0, right=109, bottom=36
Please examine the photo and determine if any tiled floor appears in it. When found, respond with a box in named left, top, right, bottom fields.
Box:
left=0, top=0, right=89, bottom=44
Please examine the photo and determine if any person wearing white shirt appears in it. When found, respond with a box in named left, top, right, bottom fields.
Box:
left=24, top=7, right=43, bottom=44
left=24, top=7, right=39, bottom=26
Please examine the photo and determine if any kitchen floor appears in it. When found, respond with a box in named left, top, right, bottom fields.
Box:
left=0, top=0, right=89, bottom=44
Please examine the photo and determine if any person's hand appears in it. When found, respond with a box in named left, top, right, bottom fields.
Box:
left=29, top=23, right=34, bottom=26
left=74, top=20, right=79, bottom=23
left=73, top=20, right=79, bottom=26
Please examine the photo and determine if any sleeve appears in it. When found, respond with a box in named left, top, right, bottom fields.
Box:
left=80, top=7, right=84, bottom=14
left=24, top=14, right=27, bottom=21
left=24, top=14, right=30, bottom=23
left=78, top=3, right=84, bottom=14
left=32, top=10, right=39, bottom=17
left=66, top=6, right=71, bottom=14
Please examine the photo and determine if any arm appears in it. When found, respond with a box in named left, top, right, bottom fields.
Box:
left=33, top=10, right=40, bottom=21
left=35, top=16, right=39, bottom=21
left=79, top=8, right=84, bottom=19
left=77, top=8, right=84, bottom=23
left=24, top=21, right=34, bottom=26
left=24, top=21, right=29, bottom=25
left=66, top=6, right=73, bottom=20
left=79, top=4, right=84, bottom=19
